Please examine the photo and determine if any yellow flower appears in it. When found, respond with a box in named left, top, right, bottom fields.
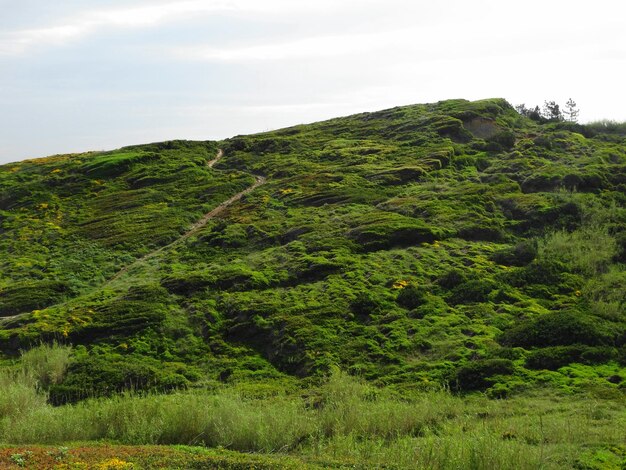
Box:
left=393, top=280, right=409, bottom=289
left=96, top=458, right=135, bottom=469
left=51, top=168, right=62, bottom=174
left=574, top=290, right=582, bottom=297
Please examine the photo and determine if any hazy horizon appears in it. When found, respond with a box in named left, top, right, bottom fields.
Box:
left=1, top=0, right=625, bottom=164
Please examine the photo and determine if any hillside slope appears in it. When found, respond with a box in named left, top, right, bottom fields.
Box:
left=1, top=98, right=625, bottom=401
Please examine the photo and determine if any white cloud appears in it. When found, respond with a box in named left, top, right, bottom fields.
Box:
left=170, top=29, right=422, bottom=62
left=0, top=1, right=224, bottom=55
left=0, top=0, right=375, bottom=55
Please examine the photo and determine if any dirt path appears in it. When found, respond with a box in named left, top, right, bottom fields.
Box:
left=1, top=149, right=266, bottom=324
left=107, top=149, right=265, bottom=283
left=206, top=148, right=224, bottom=168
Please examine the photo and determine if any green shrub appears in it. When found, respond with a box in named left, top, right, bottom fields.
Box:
left=525, top=345, right=616, bottom=370
left=437, top=269, right=467, bottom=289
left=161, top=272, right=216, bottom=295
left=615, top=231, right=626, bottom=262
left=502, top=259, right=567, bottom=289
left=80, top=151, right=158, bottom=178
left=457, top=223, right=505, bottom=241
left=449, top=279, right=498, bottom=304
left=520, top=173, right=561, bottom=192
left=71, top=299, right=167, bottom=344
left=396, top=285, right=428, bottom=309
left=348, top=216, right=439, bottom=251
left=499, top=311, right=618, bottom=348
left=351, top=292, right=383, bottom=319
left=454, top=359, right=514, bottom=391
left=491, top=240, right=537, bottom=266
left=0, top=281, right=73, bottom=317
left=583, top=119, right=626, bottom=135
left=48, top=354, right=189, bottom=405
left=429, top=116, right=473, bottom=142
left=539, top=226, right=617, bottom=275
left=485, top=130, right=516, bottom=151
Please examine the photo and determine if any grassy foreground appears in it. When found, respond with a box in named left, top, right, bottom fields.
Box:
left=1, top=367, right=625, bottom=469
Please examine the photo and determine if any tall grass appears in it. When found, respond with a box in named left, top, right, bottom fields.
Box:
left=584, top=119, right=626, bottom=135
left=538, top=225, right=617, bottom=276
left=0, top=371, right=46, bottom=424
left=20, top=341, right=71, bottom=390
left=1, top=367, right=625, bottom=469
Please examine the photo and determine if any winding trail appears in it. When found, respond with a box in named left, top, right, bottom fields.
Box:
left=107, top=149, right=265, bottom=283
left=0, top=149, right=266, bottom=324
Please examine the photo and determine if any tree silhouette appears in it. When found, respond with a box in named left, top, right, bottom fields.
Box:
left=516, top=99, right=578, bottom=123
left=542, top=101, right=563, bottom=121
left=563, top=98, right=579, bottom=122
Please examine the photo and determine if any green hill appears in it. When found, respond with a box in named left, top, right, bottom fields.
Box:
left=1, top=98, right=625, bottom=403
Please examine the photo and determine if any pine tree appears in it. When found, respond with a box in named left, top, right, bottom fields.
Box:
left=563, top=98, right=579, bottom=122
left=542, top=101, right=563, bottom=121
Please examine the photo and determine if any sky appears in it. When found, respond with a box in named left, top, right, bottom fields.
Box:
left=1, top=0, right=625, bottom=164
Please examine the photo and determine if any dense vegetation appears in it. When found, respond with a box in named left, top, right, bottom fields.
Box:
left=1, top=346, right=625, bottom=469
left=0, top=98, right=625, bottom=467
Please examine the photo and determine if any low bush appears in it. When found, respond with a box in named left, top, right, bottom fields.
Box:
left=457, top=223, right=505, bottom=241
left=448, top=279, right=498, bottom=305
left=454, top=358, right=515, bottom=391
left=70, top=300, right=167, bottom=344
left=539, top=226, right=617, bottom=276
left=525, top=345, right=616, bottom=370
left=502, top=259, right=567, bottom=289
left=485, top=130, right=516, bottom=151
left=499, top=311, right=618, bottom=348
left=49, top=354, right=190, bottom=405
left=348, top=214, right=440, bottom=251
left=161, top=272, right=216, bottom=295
left=491, top=240, right=537, bottom=266
left=396, top=285, right=428, bottom=309
left=351, top=291, right=383, bottom=319
left=437, top=269, right=467, bottom=289
left=0, top=281, right=74, bottom=317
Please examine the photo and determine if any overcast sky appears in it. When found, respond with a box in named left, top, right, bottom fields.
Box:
left=1, top=0, right=625, bottom=164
